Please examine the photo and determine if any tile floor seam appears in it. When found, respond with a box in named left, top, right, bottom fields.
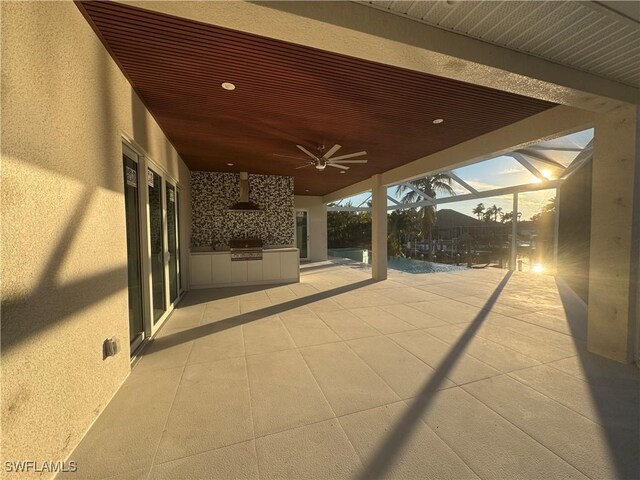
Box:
left=383, top=333, right=460, bottom=386
left=399, top=327, right=505, bottom=379
left=424, top=320, right=570, bottom=363
left=343, top=336, right=436, bottom=400
left=337, top=338, right=403, bottom=403
left=460, top=379, right=594, bottom=480
left=149, top=437, right=260, bottom=471
left=141, top=305, right=204, bottom=479
left=294, top=346, right=366, bottom=472
left=241, top=354, right=261, bottom=480
left=144, top=351, right=193, bottom=480
left=419, top=323, right=545, bottom=366
left=499, top=313, right=584, bottom=338
left=504, top=369, right=615, bottom=428
left=396, top=395, right=485, bottom=480
left=486, top=314, right=587, bottom=345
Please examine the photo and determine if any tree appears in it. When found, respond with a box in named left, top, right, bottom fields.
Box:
left=472, top=203, right=485, bottom=220
left=485, top=204, right=502, bottom=222
left=395, top=174, right=456, bottom=261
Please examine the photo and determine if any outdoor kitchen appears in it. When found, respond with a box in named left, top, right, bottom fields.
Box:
left=189, top=171, right=299, bottom=288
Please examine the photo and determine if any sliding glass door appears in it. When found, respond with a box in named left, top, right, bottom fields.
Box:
left=122, top=153, right=144, bottom=350
left=147, top=167, right=166, bottom=324
left=166, top=182, right=180, bottom=304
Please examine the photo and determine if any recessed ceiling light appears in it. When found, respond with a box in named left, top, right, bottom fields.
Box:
left=221, top=82, right=236, bottom=91
left=305, top=189, right=309, bottom=192
left=227, top=162, right=234, bottom=166
left=433, top=118, right=444, bottom=124
left=340, top=171, right=346, bottom=174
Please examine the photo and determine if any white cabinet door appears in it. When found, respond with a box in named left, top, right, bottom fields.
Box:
left=190, top=255, right=212, bottom=286
left=280, top=251, right=299, bottom=280
left=231, top=261, right=248, bottom=283
left=247, top=260, right=263, bottom=282
left=211, top=254, right=232, bottom=284
left=262, top=253, right=281, bottom=280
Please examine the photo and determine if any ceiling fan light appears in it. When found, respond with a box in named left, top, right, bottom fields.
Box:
left=315, top=164, right=326, bottom=170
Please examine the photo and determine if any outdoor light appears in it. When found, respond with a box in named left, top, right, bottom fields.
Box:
left=532, top=263, right=544, bottom=273
left=340, top=171, right=346, bottom=174
left=221, top=82, right=236, bottom=91
left=315, top=159, right=327, bottom=170
left=227, top=163, right=234, bottom=166
left=433, top=118, right=444, bottom=124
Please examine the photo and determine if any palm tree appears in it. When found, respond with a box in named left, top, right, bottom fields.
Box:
left=472, top=203, right=485, bottom=220
left=486, top=204, right=502, bottom=222
left=395, top=173, right=455, bottom=261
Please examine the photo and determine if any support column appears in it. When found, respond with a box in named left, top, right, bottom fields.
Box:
left=371, top=174, right=388, bottom=281
left=588, top=104, right=639, bottom=363
left=553, top=190, right=560, bottom=273
left=510, top=193, right=518, bottom=271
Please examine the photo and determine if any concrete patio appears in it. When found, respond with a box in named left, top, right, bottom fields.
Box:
left=63, top=262, right=640, bottom=480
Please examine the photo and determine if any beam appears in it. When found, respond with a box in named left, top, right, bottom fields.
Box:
left=379, top=106, right=594, bottom=187
left=527, top=146, right=585, bottom=152
left=399, top=182, right=434, bottom=203
left=357, top=195, right=372, bottom=208
left=327, top=206, right=370, bottom=212
left=447, top=170, right=478, bottom=194
left=387, top=195, right=400, bottom=205
left=387, top=179, right=561, bottom=211
left=136, top=1, right=638, bottom=111
left=516, top=150, right=567, bottom=170
left=510, top=152, right=547, bottom=181
left=561, top=140, right=595, bottom=179
left=322, top=178, right=372, bottom=204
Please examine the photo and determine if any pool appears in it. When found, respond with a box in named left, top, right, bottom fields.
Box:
left=328, top=248, right=467, bottom=274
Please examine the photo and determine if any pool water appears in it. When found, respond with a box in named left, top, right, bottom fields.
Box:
left=328, top=248, right=467, bottom=274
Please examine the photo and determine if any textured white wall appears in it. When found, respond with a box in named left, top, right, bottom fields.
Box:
left=294, top=196, right=328, bottom=262
left=1, top=2, right=190, bottom=476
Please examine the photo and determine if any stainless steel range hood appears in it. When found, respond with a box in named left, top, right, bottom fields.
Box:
left=229, top=172, right=262, bottom=211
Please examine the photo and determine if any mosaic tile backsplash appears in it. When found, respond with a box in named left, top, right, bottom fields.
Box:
left=191, top=171, right=295, bottom=248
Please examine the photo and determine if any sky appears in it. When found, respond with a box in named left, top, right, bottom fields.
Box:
left=334, top=129, right=593, bottom=221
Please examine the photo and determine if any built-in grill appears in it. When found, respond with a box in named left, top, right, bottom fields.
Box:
left=229, top=238, right=263, bottom=261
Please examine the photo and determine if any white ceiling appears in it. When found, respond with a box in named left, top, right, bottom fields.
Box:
left=358, top=1, right=640, bottom=88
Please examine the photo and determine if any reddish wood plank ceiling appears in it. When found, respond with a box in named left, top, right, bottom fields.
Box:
left=78, top=1, right=555, bottom=196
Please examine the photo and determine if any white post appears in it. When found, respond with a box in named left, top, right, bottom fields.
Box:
left=510, top=193, right=518, bottom=271
left=371, top=174, right=388, bottom=281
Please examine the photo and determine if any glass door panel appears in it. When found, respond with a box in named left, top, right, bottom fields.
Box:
left=296, top=210, right=309, bottom=260
left=166, top=182, right=178, bottom=303
left=148, top=168, right=166, bottom=323
left=122, top=154, right=144, bottom=348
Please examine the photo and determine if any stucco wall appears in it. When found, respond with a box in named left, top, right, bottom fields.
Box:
left=1, top=2, right=190, bottom=477
left=294, top=196, right=328, bottom=262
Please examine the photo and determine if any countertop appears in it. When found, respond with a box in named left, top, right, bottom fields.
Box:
left=190, top=246, right=298, bottom=255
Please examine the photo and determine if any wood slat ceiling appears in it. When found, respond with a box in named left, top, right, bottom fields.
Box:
left=78, top=1, right=555, bottom=196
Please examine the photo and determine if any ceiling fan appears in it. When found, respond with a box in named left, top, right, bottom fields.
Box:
left=275, top=144, right=368, bottom=171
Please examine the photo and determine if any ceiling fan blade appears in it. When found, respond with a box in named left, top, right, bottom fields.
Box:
left=329, top=151, right=367, bottom=161
left=273, top=153, right=306, bottom=160
left=328, top=163, right=350, bottom=170
left=329, top=159, right=367, bottom=164
left=296, top=145, right=319, bottom=160
left=295, top=163, right=313, bottom=170
left=322, top=144, right=342, bottom=160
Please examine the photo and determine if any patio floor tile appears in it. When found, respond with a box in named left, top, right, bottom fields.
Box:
left=246, top=349, right=334, bottom=437
left=300, top=342, right=400, bottom=416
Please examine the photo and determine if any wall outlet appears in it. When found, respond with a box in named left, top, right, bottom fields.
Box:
left=103, top=337, right=121, bottom=358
